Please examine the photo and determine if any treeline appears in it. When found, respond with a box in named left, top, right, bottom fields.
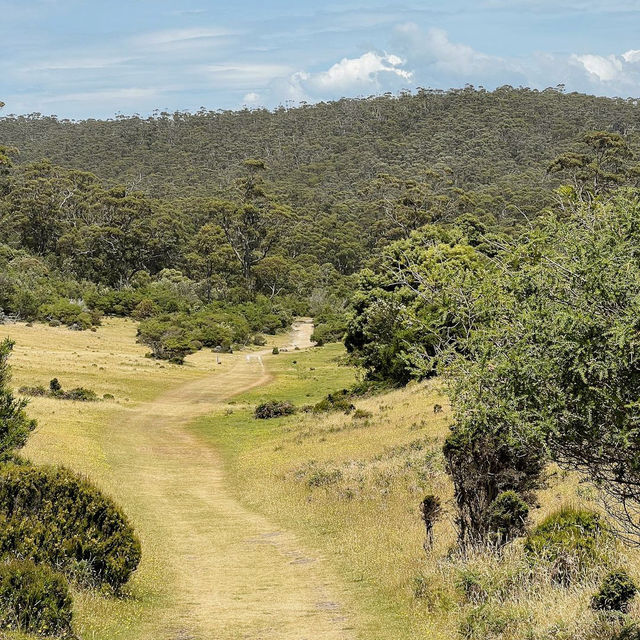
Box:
left=3, top=89, right=640, bottom=363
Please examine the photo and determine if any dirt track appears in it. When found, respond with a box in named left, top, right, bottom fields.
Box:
left=108, top=320, right=354, bottom=639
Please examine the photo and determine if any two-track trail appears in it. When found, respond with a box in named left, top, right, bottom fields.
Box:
left=102, top=320, right=354, bottom=640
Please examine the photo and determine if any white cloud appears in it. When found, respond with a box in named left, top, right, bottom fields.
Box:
left=243, top=92, right=261, bottom=104
left=271, top=51, right=412, bottom=103
left=41, top=88, right=158, bottom=104
left=134, top=27, right=235, bottom=47
left=570, top=53, right=623, bottom=82
left=623, top=49, right=640, bottom=63
left=300, top=52, right=411, bottom=93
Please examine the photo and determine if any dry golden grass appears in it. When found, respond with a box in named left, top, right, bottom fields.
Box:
left=2, top=319, right=356, bottom=640
left=3, top=318, right=640, bottom=640
left=196, top=350, right=640, bottom=640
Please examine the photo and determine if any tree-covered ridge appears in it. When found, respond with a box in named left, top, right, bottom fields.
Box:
left=2, top=87, right=640, bottom=225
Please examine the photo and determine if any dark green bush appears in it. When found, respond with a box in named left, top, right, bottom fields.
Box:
left=49, top=378, right=61, bottom=393
left=486, top=491, right=529, bottom=546
left=0, top=559, right=73, bottom=637
left=61, top=387, right=98, bottom=402
left=592, top=570, right=637, bottom=612
left=313, top=389, right=356, bottom=414
left=524, top=507, right=611, bottom=585
left=0, top=464, right=141, bottom=590
left=272, top=347, right=280, bottom=355
left=254, top=400, right=295, bottom=419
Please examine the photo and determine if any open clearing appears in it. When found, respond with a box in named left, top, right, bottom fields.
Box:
left=3, top=318, right=615, bottom=640
left=5, top=319, right=356, bottom=640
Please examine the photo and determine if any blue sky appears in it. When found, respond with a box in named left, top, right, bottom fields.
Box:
left=1, top=0, right=640, bottom=119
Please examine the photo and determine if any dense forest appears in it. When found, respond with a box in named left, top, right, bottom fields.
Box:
left=2, top=87, right=640, bottom=358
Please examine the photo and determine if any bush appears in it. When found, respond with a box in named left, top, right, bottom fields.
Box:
left=49, top=378, right=61, bottom=393
left=524, top=507, right=611, bottom=585
left=61, top=387, right=98, bottom=402
left=254, top=400, right=295, bottom=419
left=592, top=570, right=637, bottom=612
left=313, top=389, right=356, bottom=414
left=272, top=347, right=280, bottom=355
left=0, top=464, right=141, bottom=590
left=18, top=385, right=47, bottom=397
left=0, top=560, right=73, bottom=637
left=307, top=468, right=343, bottom=488
left=485, top=491, right=529, bottom=546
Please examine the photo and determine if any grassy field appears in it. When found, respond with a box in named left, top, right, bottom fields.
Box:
left=2, top=318, right=640, bottom=640
left=191, top=346, right=640, bottom=640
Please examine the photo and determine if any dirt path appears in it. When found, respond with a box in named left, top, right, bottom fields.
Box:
left=105, top=320, right=354, bottom=640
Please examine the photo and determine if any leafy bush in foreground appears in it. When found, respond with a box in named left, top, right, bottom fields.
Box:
left=524, top=508, right=612, bottom=585
left=0, top=559, right=73, bottom=637
left=0, top=339, right=36, bottom=462
left=0, top=464, right=141, bottom=590
left=592, top=570, right=637, bottom=613
left=254, top=400, right=295, bottom=419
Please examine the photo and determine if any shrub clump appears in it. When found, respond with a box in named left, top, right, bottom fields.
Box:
left=592, top=570, right=637, bottom=613
left=0, top=560, right=73, bottom=637
left=524, top=507, right=611, bottom=585
left=20, top=379, right=99, bottom=402
left=0, top=464, right=141, bottom=590
left=313, top=388, right=356, bottom=414
left=485, top=491, right=530, bottom=546
left=254, top=400, right=296, bottom=419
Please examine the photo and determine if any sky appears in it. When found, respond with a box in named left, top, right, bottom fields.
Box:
left=1, top=0, right=640, bottom=119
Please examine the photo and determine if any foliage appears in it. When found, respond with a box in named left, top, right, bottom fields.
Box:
left=254, top=400, right=296, bottom=419
left=0, top=339, right=36, bottom=461
left=313, top=388, right=356, bottom=414
left=524, top=508, right=612, bottom=585
left=345, top=224, right=489, bottom=383
left=485, top=491, right=530, bottom=546
left=0, top=559, right=73, bottom=637
left=591, top=570, right=637, bottom=613
left=0, top=463, right=141, bottom=590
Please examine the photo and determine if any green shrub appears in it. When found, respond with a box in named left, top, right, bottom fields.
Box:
left=0, top=464, right=141, bottom=590
left=313, top=389, right=356, bottom=414
left=0, top=560, right=73, bottom=637
left=524, top=507, right=611, bottom=585
left=254, top=400, right=295, bottom=419
left=272, top=347, right=280, bottom=355
left=486, top=491, right=529, bottom=546
left=49, top=378, right=61, bottom=393
left=38, top=299, right=99, bottom=330
left=61, top=387, right=98, bottom=402
left=592, top=570, right=637, bottom=612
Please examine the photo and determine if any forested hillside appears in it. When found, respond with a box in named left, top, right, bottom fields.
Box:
left=2, top=87, right=640, bottom=360
left=3, top=86, right=640, bottom=231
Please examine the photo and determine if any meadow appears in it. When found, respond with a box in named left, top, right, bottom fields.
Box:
left=1, top=318, right=637, bottom=640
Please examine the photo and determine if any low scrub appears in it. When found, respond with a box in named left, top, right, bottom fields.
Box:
left=19, top=379, right=99, bottom=402
left=0, top=559, right=73, bottom=638
left=0, top=464, right=141, bottom=590
left=254, top=400, right=296, bottom=419
left=591, top=570, right=637, bottom=613
left=524, top=507, right=613, bottom=585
